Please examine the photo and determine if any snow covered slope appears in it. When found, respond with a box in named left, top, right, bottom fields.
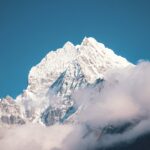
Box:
left=0, top=96, right=25, bottom=126
left=0, top=37, right=132, bottom=126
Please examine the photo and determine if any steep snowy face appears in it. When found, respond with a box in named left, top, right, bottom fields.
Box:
left=15, top=37, right=132, bottom=125
left=28, top=37, right=130, bottom=96
left=76, top=37, right=130, bottom=82
left=28, top=42, right=77, bottom=95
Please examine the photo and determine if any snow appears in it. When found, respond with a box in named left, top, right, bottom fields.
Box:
left=27, top=37, right=130, bottom=94
left=1, top=37, right=132, bottom=125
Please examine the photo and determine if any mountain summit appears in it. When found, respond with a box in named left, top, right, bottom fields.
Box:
left=0, top=37, right=132, bottom=126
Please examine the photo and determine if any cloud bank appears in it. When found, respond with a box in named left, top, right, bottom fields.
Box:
left=1, top=61, right=150, bottom=150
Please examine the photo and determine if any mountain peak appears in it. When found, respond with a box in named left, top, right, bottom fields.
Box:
left=82, top=37, right=97, bottom=45
left=27, top=37, right=131, bottom=96
left=63, top=41, right=75, bottom=49
left=1, top=37, right=133, bottom=126
left=81, top=37, right=105, bottom=48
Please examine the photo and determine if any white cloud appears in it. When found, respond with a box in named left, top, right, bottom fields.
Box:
left=0, top=124, right=73, bottom=150
left=64, top=61, right=150, bottom=149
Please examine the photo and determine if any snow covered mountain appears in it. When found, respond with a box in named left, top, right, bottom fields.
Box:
left=0, top=37, right=132, bottom=126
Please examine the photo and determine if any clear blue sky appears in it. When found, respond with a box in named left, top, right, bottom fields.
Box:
left=0, top=0, right=150, bottom=98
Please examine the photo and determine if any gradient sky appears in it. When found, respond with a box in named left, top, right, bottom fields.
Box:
left=0, top=0, right=150, bottom=98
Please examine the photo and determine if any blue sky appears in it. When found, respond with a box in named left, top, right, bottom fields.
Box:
left=0, top=0, right=150, bottom=98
